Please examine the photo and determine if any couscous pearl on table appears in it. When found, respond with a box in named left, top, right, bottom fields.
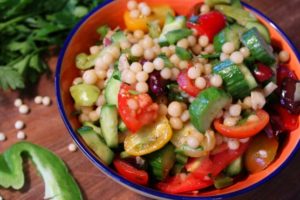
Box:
left=0, top=132, right=6, bottom=141
left=68, top=143, right=77, bottom=152
left=34, top=96, right=43, bottom=104
left=136, top=71, right=149, bottom=82
left=42, top=96, right=51, bottom=106
left=229, top=104, right=242, bottom=117
left=143, top=62, right=155, bottom=73
left=278, top=50, right=290, bottom=63
left=230, top=51, right=244, bottom=64
left=240, top=47, right=250, bottom=58
left=153, top=57, right=165, bottom=70
left=168, top=101, right=183, bottom=117
left=130, top=9, right=140, bottom=19
left=195, top=77, right=207, bottom=89
left=130, top=62, right=142, bottom=73
left=136, top=82, right=149, bottom=93
left=19, top=104, right=30, bottom=114
left=222, top=42, right=235, bottom=54
left=170, top=117, right=183, bottom=130
left=160, top=68, right=172, bottom=79
left=198, top=35, right=209, bottom=47
left=127, top=0, right=138, bottom=10
left=17, top=130, right=26, bottom=140
left=15, top=120, right=25, bottom=130
left=127, top=98, right=139, bottom=110
left=14, top=98, right=23, bottom=107
left=210, top=74, right=223, bottom=87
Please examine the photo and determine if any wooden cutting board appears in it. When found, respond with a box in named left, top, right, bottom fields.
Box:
left=0, top=0, right=300, bottom=199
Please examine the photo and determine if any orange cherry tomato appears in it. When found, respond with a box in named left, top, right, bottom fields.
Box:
left=244, top=133, right=279, bottom=173
left=124, top=5, right=175, bottom=32
left=214, top=109, right=270, bottom=139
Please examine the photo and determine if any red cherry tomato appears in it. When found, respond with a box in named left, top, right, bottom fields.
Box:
left=113, top=159, right=149, bottom=185
left=118, top=84, right=159, bottom=133
left=214, top=110, right=270, bottom=139
left=274, top=105, right=299, bottom=131
left=177, top=69, right=201, bottom=97
left=187, top=11, right=226, bottom=41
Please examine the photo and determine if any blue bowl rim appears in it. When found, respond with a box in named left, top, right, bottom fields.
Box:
left=55, top=1, right=300, bottom=199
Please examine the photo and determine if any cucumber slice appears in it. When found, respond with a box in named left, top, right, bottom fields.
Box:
left=147, top=143, right=176, bottom=181
left=214, top=174, right=233, bottom=189
left=82, top=122, right=102, bottom=137
left=241, top=28, right=276, bottom=65
left=213, top=60, right=256, bottom=98
left=104, top=72, right=121, bottom=106
left=165, top=28, right=193, bottom=45
left=78, top=126, right=114, bottom=165
left=213, top=24, right=245, bottom=52
left=118, top=120, right=128, bottom=132
left=175, top=153, right=188, bottom=165
left=225, top=156, right=243, bottom=176
left=245, top=22, right=271, bottom=43
left=100, top=105, right=118, bottom=148
left=205, top=0, right=231, bottom=6
left=175, top=46, right=192, bottom=60
left=189, top=87, right=232, bottom=132
left=111, top=31, right=126, bottom=43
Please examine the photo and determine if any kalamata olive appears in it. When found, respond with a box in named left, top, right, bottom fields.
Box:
left=276, top=65, right=297, bottom=88
left=148, top=70, right=168, bottom=96
left=280, top=77, right=300, bottom=114
left=253, top=63, right=273, bottom=82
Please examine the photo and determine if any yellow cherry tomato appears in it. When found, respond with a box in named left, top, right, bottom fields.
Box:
left=171, top=123, right=216, bottom=157
left=124, top=116, right=173, bottom=156
left=124, top=5, right=175, bottom=32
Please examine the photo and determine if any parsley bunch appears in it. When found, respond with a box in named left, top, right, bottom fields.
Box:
left=0, top=0, right=103, bottom=90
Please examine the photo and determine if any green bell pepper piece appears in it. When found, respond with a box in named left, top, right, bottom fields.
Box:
left=0, top=142, right=82, bottom=200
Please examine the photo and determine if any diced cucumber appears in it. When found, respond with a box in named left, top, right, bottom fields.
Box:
left=111, top=31, right=126, bottom=43
left=213, top=24, right=245, bottom=52
left=147, top=143, right=176, bottom=181
left=214, top=174, right=233, bottom=189
left=241, top=28, right=276, bottom=65
left=147, top=20, right=161, bottom=38
left=175, top=153, right=188, bottom=165
left=170, top=163, right=185, bottom=175
left=239, top=64, right=258, bottom=89
left=245, top=22, right=271, bottom=43
left=120, top=151, right=132, bottom=159
left=231, top=0, right=242, bottom=8
left=158, top=15, right=187, bottom=45
left=225, top=156, right=243, bottom=176
left=205, top=0, right=231, bottom=7
left=118, top=120, right=128, bottom=132
left=213, top=60, right=256, bottom=98
left=82, top=122, right=102, bottom=137
left=70, top=84, right=100, bottom=107
left=104, top=72, right=122, bottom=106
left=165, top=28, right=193, bottom=45
left=215, top=5, right=257, bottom=26
left=189, top=87, right=232, bottom=132
left=175, top=46, right=192, bottom=60
left=78, top=126, right=114, bottom=165
left=100, top=105, right=118, bottom=148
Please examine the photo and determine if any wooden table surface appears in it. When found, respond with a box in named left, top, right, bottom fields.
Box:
left=0, top=0, right=299, bottom=199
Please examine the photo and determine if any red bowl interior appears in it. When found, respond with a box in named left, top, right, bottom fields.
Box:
left=57, top=0, right=300, bottom=197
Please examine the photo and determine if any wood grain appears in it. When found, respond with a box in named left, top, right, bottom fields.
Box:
left=0, top=0, right=299, bottom=199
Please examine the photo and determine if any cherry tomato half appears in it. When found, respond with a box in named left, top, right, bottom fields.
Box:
left=214, top=109, right=270, bottom=139
left=177, top=69, right=201, bottom=97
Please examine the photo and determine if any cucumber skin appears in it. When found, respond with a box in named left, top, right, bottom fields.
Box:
left=105, top=76, right=121, bottom=106
left=189, top=87, right=232, bottom=133
left=245, top=22, right=271, bottom=43
left=241, top=28, right=275, bottom=65
left=225, top=156, right=243, bottom=176
left=100, top=105, right=119, bottom=148
left=80, top=130, right=114, bottom=165
left=148, top=143, right=176, bottom=181
left=213, top=60, right=250, bottom=99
